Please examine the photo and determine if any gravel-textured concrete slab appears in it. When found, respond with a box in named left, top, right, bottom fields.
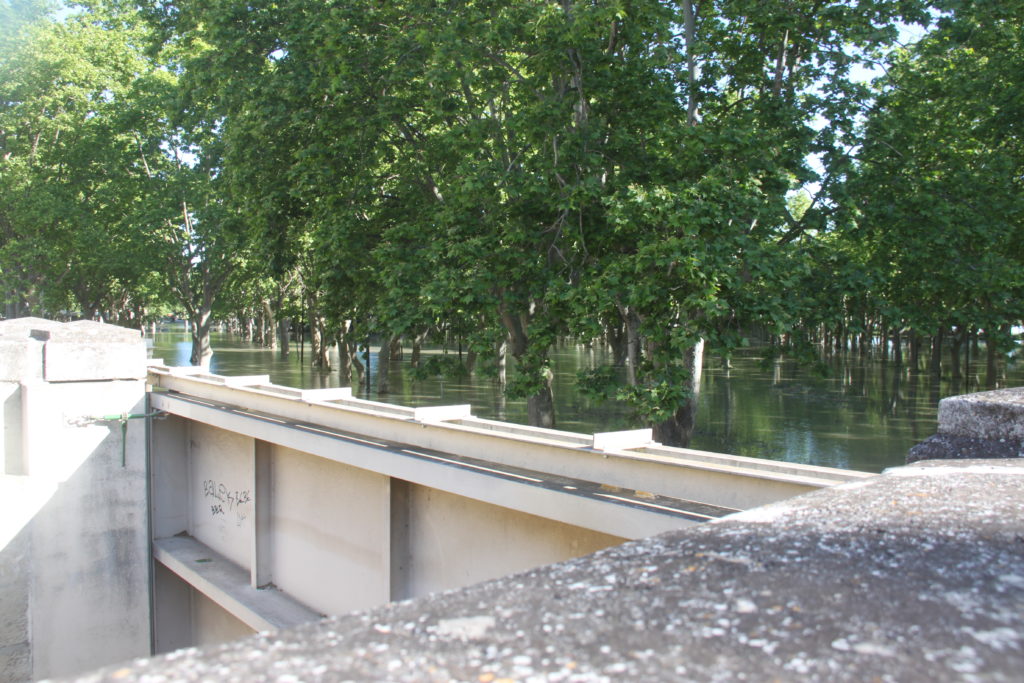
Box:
left=72, top=460, right=1024, bottom=682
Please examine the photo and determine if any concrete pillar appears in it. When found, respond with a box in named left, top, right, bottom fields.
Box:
left=908, top=386, right=1024, bottom=463
left=0, top=318, right=150, bottom=681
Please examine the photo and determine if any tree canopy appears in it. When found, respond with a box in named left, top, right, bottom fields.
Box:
left=1, top=0, right=1020, bottom=443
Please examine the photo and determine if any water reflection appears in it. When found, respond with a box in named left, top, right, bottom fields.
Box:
left=151, top=325, right=1023, bottom=473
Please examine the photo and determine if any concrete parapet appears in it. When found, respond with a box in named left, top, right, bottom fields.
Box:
left=74, top=459, right=1024, bottom=682
left=909, top=386, right=1024, bottom=463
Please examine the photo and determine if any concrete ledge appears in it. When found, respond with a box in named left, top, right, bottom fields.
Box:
left=77, top=461, right=1024, bottom=682
left=154, top=536, right=321, bottom=632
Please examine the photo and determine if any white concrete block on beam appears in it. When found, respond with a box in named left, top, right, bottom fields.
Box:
left=167, top=365, right=208, bottom=376
left=301, top=387, right=354, bottom=402
left=593, top=429, right=654, bottom=452
left=414, top=405, right=473, bottom=422
left=154, top=535, right=321, bottom=632
left=222, top=375, right=272, bottom=387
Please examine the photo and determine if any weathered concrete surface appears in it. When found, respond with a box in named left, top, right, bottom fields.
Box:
left=0, top=319, right=150, bottom=681
left=938, top=387, right=1024, bottom=442
left=909, top=387, right=1024, bottom=463
left=74, top=460, right=1024, bottom=682
left=908, top=433, right=1023, bottom=463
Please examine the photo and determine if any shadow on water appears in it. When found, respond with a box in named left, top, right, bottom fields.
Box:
left=151, top=325, right=1024, bottom=473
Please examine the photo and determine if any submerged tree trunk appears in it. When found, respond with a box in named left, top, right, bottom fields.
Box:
left=652, top=339, right=704, bottom=447
left=950, top=327, right=963, bottom=381
left=496, top=340, right=508, bottom=387
left=621, top=305, right=642, bottom=386
left=410, top=329, right=427, bottom=368
left=279, top=317, right=291, bottom=357
left=526, top=367, right=555, bottom=429
left=189, top=309, right=213, bottom=368
left=262, top=299, right=277, bottom=349
left=336, top=335, right=353, bottom=387
left=985, top=328, right=999, bottom=388
left=930, top=328, right=944, bottom=376
left=499, top=298, right=554, bottom=428
left=377, top=334, right=394, bottom=395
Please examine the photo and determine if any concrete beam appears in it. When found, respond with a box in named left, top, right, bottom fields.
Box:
left=149, top=392, right=729, bottom=539
left=148, top=367, right=869, bottom=510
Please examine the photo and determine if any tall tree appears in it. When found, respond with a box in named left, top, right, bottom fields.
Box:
left=851, top=0, right=1024, bottom=373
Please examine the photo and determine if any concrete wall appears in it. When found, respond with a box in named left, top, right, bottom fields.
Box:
left=391, top=482, right=621, bottom=599
left=150, top=420, right=631, bottom=650
left=0, top=319, right=150, bottom=681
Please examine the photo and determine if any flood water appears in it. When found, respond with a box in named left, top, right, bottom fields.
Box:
left=150, top=325, right=1024, bottom=473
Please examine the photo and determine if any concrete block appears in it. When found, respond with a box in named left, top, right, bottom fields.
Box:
left=0, top=319, right=146, bottom=382
left=909, top=387, right=1024, bottom=463
left=592, top=428, right=654, bottom=451
left=413, top=404, right=472, bottom=422
left=937, top=387, right=1024, bottom=442
left=43, top=341, right=148, bottom=382
left=0, top=340, right=43, bottom=382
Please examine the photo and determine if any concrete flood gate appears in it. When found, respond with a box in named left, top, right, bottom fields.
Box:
left=143, top=363, right=863, bottom=657
left=3, top=319, right=1021, bottom=680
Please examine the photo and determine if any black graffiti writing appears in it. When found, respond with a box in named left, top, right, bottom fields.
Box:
left=202, top=479, right=252, bottom=512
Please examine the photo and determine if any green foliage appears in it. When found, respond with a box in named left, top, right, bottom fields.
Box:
left=14, top=0, right=1019, bottom=434
left=850, top=0, right=1024, bottom=340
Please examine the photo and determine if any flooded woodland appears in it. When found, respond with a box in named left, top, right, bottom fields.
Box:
left=151, top=327, right=1024, bottom=473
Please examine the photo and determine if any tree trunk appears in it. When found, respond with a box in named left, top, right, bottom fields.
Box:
left=930, top=328, right=944, bottom=376
left=963, top=327, right=972, bottom=379
left=608, top=320, right=627, bottom=365
left=622, top=307, right=641, bottom=386
left=278, top=317, right=291, bottom=357
left=909, top=329, right=921, bottom=370
left=189, top=309, right=213, bottom=368
left=985, top=328, right=999, bottom=388
left=336, top=335, right=353, bottom=387
left=526, top=367, right=555, bottom=429
left=652, top=339, right=704, bottom=447
left=262, top=299, right=277, bottom=349
left=411, top=328, right=428, bottom=368
left=377, top=335, right=394, bottom=395
left=950, top=327, right=963, bottom=381
left=496, top=340, right=507, bottom=387
left=390, top=338, right=403, bottom=360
